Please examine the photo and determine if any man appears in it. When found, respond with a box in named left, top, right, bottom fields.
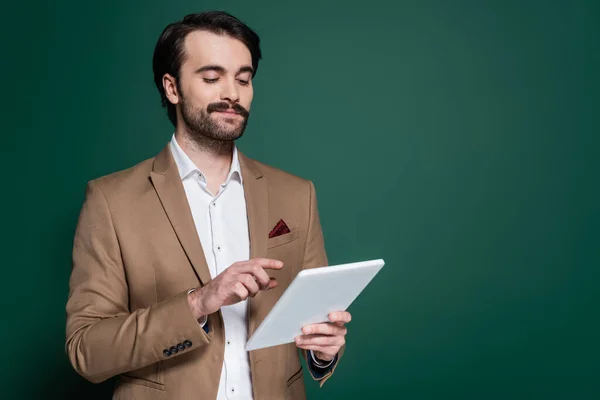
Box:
left=65, top=11, right=350, bottom=400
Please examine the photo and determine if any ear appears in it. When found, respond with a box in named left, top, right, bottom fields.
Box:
left=163, top=74, right=179, bottom=105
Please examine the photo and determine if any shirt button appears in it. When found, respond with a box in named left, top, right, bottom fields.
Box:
left=227, top=340, right=231, bottom=345
left=217, top=246, right=221, bottom=251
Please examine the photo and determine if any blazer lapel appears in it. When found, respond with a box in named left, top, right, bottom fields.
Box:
left=239, top=151, right=269, bottom=336
left=150, top=145, right=212, bottom=286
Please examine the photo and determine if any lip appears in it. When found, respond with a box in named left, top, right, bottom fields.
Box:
left=215, top=110, right=241, bottom=116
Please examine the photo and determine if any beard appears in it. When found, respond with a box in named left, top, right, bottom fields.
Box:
left=179, top=93, right=250, bottom=152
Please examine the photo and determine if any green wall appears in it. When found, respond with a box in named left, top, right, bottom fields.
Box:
left=2, top=0, right=598, bottom=398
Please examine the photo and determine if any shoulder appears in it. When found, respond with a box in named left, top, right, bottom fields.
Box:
left=85, top=155, right=156, bottom=201
left=240, top=153, right=315, bottom=196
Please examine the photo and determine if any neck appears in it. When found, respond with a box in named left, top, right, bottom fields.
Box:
left=174, top=129, right=234, bottom=188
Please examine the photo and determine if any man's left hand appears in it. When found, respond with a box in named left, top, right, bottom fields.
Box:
left=295, top=311, right=351, bottom=361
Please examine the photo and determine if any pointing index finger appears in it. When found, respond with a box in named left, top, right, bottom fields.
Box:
left=254, top=258, right=284, bottom=270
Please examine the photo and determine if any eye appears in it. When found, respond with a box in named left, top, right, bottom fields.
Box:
left=237, top=79, right=250, bottom=86
left=203, top=78, right=219, bottom=84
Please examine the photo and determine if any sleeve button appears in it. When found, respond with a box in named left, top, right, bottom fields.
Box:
left=170, top=346, right=178, bottom=354
left=184, top=340, right=192, bottom=348
left=177, top=343, right=185, bottom=351
left=163, top=349, right=171, bottom=357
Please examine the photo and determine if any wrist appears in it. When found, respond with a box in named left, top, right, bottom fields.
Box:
left=187, top=288, right=206, bottom=320
left=311, top=350, right=335, bottom=367
left=314, top=350, right=331, bottom=361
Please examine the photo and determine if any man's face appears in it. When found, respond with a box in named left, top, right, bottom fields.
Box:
left=174, top=30, right=254, bottom=143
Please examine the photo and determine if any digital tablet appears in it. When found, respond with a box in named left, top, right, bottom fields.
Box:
left=245, top=258, right=385, bottom=351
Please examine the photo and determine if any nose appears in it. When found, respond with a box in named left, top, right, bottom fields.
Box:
left=220, top=78, right=240, bottom=104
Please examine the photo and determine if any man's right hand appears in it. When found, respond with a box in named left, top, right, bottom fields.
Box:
left=187, top=258, right=283, bottom=320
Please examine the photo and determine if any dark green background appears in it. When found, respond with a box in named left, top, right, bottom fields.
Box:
left=1, top=0, right=598, bottom=398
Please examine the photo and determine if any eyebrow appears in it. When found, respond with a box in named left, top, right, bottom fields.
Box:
left=195, top=65, right=254, bottom=75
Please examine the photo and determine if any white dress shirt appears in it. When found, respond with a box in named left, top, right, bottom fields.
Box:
left=170, top=134, right=253, bottom=400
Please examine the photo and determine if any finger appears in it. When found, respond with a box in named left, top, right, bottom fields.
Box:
left=248, top=263, right=272, bottom=290
left=328, top=311, right=351, bottom=324
left=295, top=334, right=345, bottom=347
left=228, top=263, right=269, bottom=290
left=238, top=274, right=260, bottom=297
left=231, top=281, right=249, bottom=301
left=251, top=258, right=284, bottom=270
left=234, top=260, right=282, bottom=290
left=267, top=277, right=278, bottom=290
left=245, top=275, right=277, bottom=292
left=295, top=344, right=339, bottom=356
left=302, top=323, right=347, bottom=336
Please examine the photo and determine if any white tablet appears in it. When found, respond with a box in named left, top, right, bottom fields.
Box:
left=245, top=258, right=385, bottom=351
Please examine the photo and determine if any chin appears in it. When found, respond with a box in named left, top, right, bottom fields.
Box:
left=214, top=127, right=244, bottom=140
left=217, top=118, right=243, bottom=129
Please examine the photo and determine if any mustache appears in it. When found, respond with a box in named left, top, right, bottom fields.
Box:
left=207, top=102, right=249, bottom=118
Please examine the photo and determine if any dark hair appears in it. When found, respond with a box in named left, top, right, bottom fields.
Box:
left=152, top=11, right=262, bottom=127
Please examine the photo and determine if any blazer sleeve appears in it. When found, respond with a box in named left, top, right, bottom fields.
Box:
left=65, top=180, right=210, bottom=383
left=299, top=180, right=346, bottom=387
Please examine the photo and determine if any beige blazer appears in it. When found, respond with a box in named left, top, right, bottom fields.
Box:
left=65, top=144, right=343, bottom=399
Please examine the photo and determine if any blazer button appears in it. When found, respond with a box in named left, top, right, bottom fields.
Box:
left=163, top=349, right=171, bottom=357
left=184, top=340, right=192, bottom=348
left=177, top=343, right=185, bottom=351
left=170, top=346, right=178, bottom=354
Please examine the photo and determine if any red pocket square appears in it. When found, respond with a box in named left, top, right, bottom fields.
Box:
left=269, top=219, right=291, bottom=238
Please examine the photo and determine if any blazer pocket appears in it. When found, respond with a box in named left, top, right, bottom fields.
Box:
left=286, top=367, right=304, bottom=387
left=267, top=229, right=299, bottom=249
left=119, top=375, right=166, bottom=391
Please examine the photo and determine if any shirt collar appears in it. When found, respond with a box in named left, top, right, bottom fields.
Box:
left=169, top=134, right=243, bottom=184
